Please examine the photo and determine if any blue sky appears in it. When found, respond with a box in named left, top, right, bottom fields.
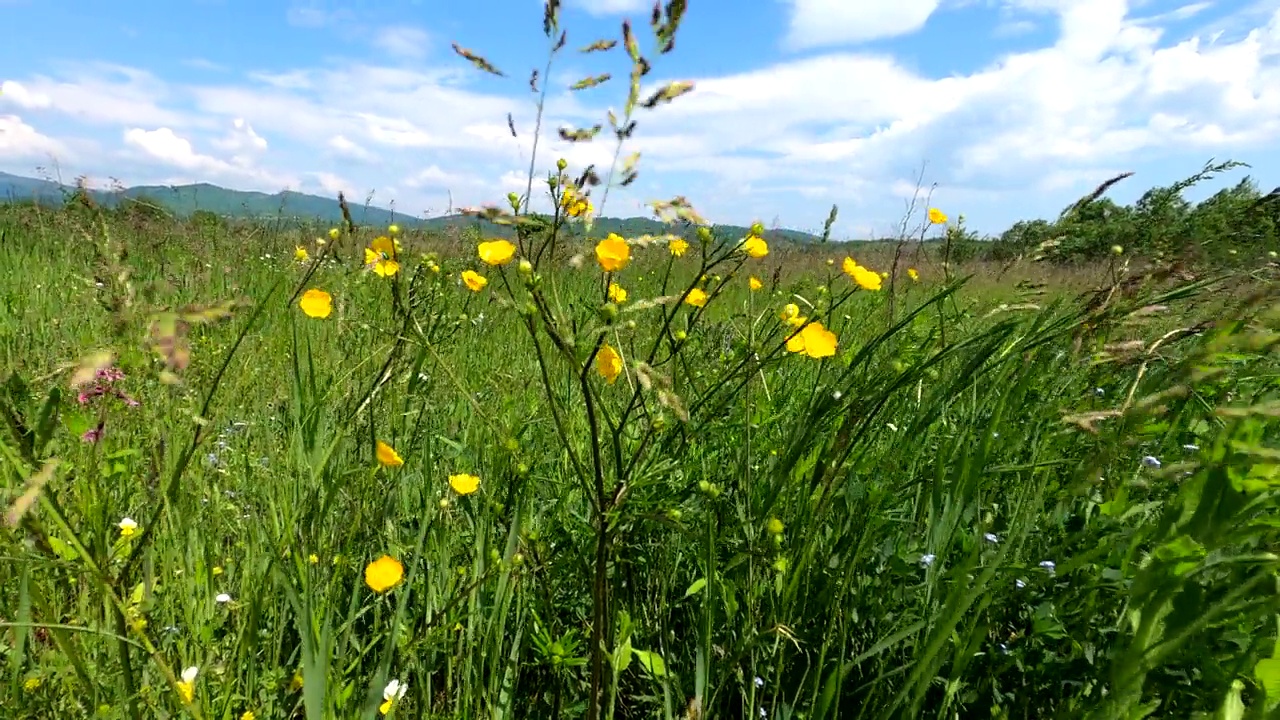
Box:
left=1, top=0, right=1278, bottom=238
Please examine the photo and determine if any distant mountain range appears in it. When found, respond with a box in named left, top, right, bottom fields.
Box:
left=0, top=171, right=825, bottom=243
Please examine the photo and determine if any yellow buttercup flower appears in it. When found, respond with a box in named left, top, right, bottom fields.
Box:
left=742, top=235, right=768, bottom=258
left=749, top=276, right=763, bottom=291
left=562, top=187, right=592, bottom=218
left=449, top=473, right=481, bottom=495
left=376, top=441, right=404, bottom=468
left=928, top=208, right=948, bottom=225
left=364, top=555, right=404, bottom=593
left=461, top=270, right=488, bottom=292
left=597, top=344, right=623, bottom=384
left=294, top=246, right=309, bottom=263
left=608, top=282, right=627, bottom=303
left=328, top=227, right=340, bottom=240
left=907, top=267, right=919, bottom=281
left=786, top=321, right=838, bottom=359
left=854, top=266, right=882, bottom=291
left=365, top=236, right=400, bottom=277
left=299, top=289, right=332, bottom=318
left=780, top=303, right=800, bottom=322
left=478, top=239, right=516, bottom=266
left=841, top=258, right=882, bottom=291
left=685, top=288, right=708, bottom=307
left=380, top=679, right=407, bottom=715
left=595, top=234, right=631, bottom=272
left=668, top=237, right=689, bottom=257
left=177, top=666, right=199, bottom=704
left=241, top=712, right=257, bottom=720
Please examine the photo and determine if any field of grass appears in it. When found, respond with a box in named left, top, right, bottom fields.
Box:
left=4, top=5, right=1280, bottom=719
left=2, top=181, right=1279, bottom=720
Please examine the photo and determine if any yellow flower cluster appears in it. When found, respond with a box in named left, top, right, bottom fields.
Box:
left=841, top=257, right=882, bottom=291
left=561, top=186, right=593, bottom=218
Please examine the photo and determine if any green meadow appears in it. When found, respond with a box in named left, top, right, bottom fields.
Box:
left=3, top=5, right=1280, bottom=720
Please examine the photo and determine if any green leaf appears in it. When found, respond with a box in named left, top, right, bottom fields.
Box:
left=684, top=578, right=707, bottom=598
left=1254, top=657, right=1280, bottom=709
left=613, top=637, right=633, bottom=676
left=46, top=536, right=79, bottom=562
left=632, top=649, right=666, bottom=678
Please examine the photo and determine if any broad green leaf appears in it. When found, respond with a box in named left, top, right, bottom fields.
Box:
left=632, top=649, right=666, bottom=678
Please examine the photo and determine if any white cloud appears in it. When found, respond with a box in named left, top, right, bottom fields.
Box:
left=6, top=0, right=1280, bottom=235
left=358, top=113, right=435, bottom=148
left=212, top=118, right=268, bottom=161
left=11, top=64, right=191, bottom=128
left=1139, top=2, right=1213, bottom=24
left=376, top=26, right=430, bottom=60
left=0, top=80, right=53, bottom=109
left=782, top=0, right=940, bottom=49
left=123, top=126, right=293, bottom=189
left=248, top=70, right=314, bottom=90
left=310, top=171, right=353, bottom=195
left=124, top=127, right=225, bottom=173
left=0, top=114, right=68, bottom=158
left=328, top=134, right=376, bottom=161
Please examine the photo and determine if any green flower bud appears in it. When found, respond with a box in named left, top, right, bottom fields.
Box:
left=599, top=302, right=619, bottom=323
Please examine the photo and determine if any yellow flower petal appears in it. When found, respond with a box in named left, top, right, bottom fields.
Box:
left=299, top=289, right=332, bottom=319
left=685, top=288, right=707, bottom=307
left=376, top=440, right=404, bottom=468
left=595, top=233, right=631, bottom=272
left=787, top=322, right=838, bottom=359
left=597, top=344, right=623, bottom=384
left=449, top=473, right=481, bottom=495
left=364, top=555, right=404, bottom=593
left=742, top=235, right=768, bottom=258
left=461, top=270, right=488, bottom=292
left=478, top=239, right=517, bottom=266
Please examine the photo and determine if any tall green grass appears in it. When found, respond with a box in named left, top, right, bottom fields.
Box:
left=4, top=4, right=1280, bottom=719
